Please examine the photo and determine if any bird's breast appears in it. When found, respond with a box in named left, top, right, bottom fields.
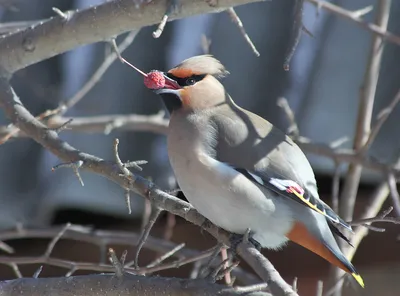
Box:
left=166, top=113, right=294, bottom=249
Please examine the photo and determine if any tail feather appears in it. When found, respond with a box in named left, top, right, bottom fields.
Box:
left=287, top=222, right=364, bottom=288
left=324, top=242, right=364, bottom=288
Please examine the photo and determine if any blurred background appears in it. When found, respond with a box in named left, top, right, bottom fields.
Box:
left=0, top=0, right=399, bottom=295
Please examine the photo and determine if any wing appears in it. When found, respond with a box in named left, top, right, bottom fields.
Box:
left=210, top=103, right=353, bottom=234
left=235, top=168, right=353, bottom=233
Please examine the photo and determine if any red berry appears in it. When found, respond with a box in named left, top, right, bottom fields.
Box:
left=144, top=70, right=165, bottom=89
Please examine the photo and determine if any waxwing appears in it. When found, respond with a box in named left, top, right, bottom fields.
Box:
left=146, top=55, right=364, bottom=287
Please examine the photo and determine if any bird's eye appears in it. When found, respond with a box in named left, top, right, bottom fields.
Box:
left=186, top=78, right=196, bottom=86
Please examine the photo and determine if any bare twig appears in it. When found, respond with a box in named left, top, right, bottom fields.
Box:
left=316, top=280, right=323, bottom=296
left=387, top=174, right=400, bottom=216
left=331, top=162, right=341, bottom=213
left=0, top=224, right=259, bottom=284
left=201, top=34, right=212, bottom=54
left=207, top=257, right=230, bottom=282
left=140, top=245, right=221, bottom=275
left=332, top=1, right=392, bottom=293
left=361, top=89, right=400, bottom=152
left=216, top=260, right=240, bottom=282
left=233, top=283, right=269, bottom=293
left=350, top=206, right=400, bottom=227
left=0, top=30, right=139, bottom=144
left=146, top=243, right=185, bottom=268
left=52, top=7, right=69, bottom=20
left=200, top=243, right=225, bottom=278
left=306, top=0, right=400, bottom=46
left=114, top=138, right=147, bottom=214
left=292, top=277, right=298, bottom=292
left=52, top=160, right=84, bottom=186
left=153, top=0, right=181, bottom=38
left=108, top=248, right=124, bottom=277
left=0, top=241, right=14, bottom=254
left=44, top=223, right=71, bottom=258
left=1, top=111, right=400, bottom=180
left=277, top=97, right=300, bottom=137
left=340, top=0, right=391, bottom=222
left=284, top=0, right=305, bottom=71
left=132, top=207, right=162, bottom=269
left=32, top=266, right=43, bottom=278
left=226, top=8, right=260, bottom=57
left=164, top=212, right=177, bottom=242
left=0, top=0, right=263, bottom=75
left=61, top=30, right=139, bottom=113
left=9, top=263, right=22, bottom=278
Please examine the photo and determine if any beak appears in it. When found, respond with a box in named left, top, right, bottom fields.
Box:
left=154, top=73, right=181, bottom=95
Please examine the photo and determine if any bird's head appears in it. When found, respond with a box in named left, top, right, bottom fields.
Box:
left=146, top=55, right=229, bottom=113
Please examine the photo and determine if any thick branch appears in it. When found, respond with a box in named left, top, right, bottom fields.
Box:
left=0, top=274, right=270, bottom=296
left=0, top=0, right=262, bottom=75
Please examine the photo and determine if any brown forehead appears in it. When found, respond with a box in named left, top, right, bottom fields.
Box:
left=168, top=68, right=201, bottom=78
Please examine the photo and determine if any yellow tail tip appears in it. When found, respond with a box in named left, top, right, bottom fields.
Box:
left=352, top=273, right=365, bottom=288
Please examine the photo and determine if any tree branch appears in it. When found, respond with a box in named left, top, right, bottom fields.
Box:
left=0, top=274, right=271, bottom=296
left=0, top=78, right=296, bottom=295
left=0, top=224, right=259, bottom=284
left=0, top=0, right=262, bottom=76
left=306, top=0, right=400, bottom=47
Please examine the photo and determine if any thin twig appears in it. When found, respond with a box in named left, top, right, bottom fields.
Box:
left=9, top=263, right=22, bottom=278
left=0, top=228, right=259, bottom=284
left=207, top=258, right=230, bottom=282
left=164, top=212, right=177, bottom=242
left=387, top=174, right=400, bottom=216
left=146, top=243, right=185, bottom=268
left=331, top=162, right=341, bottom=213
left=108, top=248, right=124, bottom=277
left=284, top=0, right=305, bottom=71
left=332, top=1, right=392, bottom=292
left=52, top=161, right=84, bottom=186
left=350, top=206, right=400, bottom=226
left=0, top=241, right=14, bottom=254
left=226, top=8, right=260, bottom=57
left=44, top=223, right=71, bottom=258
left=32, top=266, right=43, bottom=278
left=0, top=30, right=139, bottom=145
left=132, top=207, right=162, bottom=270
left=361, top=88, right=400, bottom=152
left=306, top=0, right=400, bottom=46
left=152, top=0, right=181, bottom=38
left=110, top=38, right=148, bottom=77
left=199, top=243, right=225, bottom=278
left=233, top=283, right=269, bottom=293
left=216, top=260, right=240, bottom=282
left=277, top=97, right=300, bottom=137
left=316, top=280, right=324, bottom=296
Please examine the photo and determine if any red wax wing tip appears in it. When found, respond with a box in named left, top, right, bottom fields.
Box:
left=144, top=70, right=165, bottom=90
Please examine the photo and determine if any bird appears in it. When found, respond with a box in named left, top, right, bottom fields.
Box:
left=146, top=54, right=364, bottom=288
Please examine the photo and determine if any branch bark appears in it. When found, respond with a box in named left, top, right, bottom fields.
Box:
left=0, top=0, right=262, bottom=76
left=0, top=274, right=271, bottom=296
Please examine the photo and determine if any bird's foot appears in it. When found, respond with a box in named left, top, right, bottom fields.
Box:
left=229, top=231, right=262, bottom=258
